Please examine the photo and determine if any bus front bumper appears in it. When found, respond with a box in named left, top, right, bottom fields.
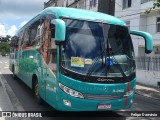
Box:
left=55, top=88, right=134, bottom=111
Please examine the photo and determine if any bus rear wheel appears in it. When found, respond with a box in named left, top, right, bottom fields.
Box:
left=34, top=79, right=43, bottom=105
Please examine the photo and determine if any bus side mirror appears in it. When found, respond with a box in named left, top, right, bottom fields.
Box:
left=51, top=19, right=66, bottom=45
left=130, top=30, right=153, bottom=54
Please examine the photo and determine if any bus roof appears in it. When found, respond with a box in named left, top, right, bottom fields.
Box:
left=19, top=7, right=126, bottom=33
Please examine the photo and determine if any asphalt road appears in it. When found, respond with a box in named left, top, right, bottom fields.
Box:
left=0, top=55, right=160, bottom=120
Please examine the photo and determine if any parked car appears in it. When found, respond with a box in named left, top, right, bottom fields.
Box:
left=1, top=52, right=7, bottom=57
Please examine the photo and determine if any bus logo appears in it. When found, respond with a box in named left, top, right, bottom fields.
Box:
left=97, top=78, right=114, bottom=82
left=103, top=86, right=108, bottom=92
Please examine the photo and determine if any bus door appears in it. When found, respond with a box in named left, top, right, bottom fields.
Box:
left=45, top=48, right=57, bottom=104
left=37, top=20, right=47, bottom=100
left=45, top=23, right=57, bottom=104
left=39, top=19, right=56, bottom=102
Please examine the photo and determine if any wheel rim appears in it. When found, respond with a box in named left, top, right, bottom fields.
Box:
left=35, top=81, right=39, bottom=96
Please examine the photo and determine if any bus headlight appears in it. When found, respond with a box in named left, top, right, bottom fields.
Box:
left=59, top=83, right=84, bottom=99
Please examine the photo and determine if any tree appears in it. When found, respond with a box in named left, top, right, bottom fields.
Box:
left=0, top=35, right=11, bottom=53
left=3, top=35, right=11, bottom=42
left=145, top=0, right=160, bottom=14
left=0, top=42, right=10, bottom=53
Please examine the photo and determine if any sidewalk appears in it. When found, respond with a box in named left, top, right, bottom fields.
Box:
left=0, top=72, right=29, bottom=120
left=136, top=82, right=160, bottom=100
left=0, top=73, right=18, bottom=120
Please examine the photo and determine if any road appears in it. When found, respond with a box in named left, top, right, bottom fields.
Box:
left=0, top=55, right=160, bottom=120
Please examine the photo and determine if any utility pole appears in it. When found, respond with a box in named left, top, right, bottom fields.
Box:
left=98, top=0, right=115, bottom=16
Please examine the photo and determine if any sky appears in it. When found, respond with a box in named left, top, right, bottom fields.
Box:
left=0, top=0, right=48, bottom=37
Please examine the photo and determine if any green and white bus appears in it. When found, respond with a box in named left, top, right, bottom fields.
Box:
left=9, top=7, right=153, bottom=111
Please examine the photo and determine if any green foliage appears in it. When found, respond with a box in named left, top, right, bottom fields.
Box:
left=0, top=42, right=10, bottom=53
left=0, top=35, right=11, bottom=53
left=145, top=0, right=160, bottom=14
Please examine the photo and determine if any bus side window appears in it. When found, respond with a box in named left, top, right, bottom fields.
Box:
left=19, top=31, right=24, bottom=47
left=29, top=24, right=38, bottom=46
left=34, top=22, right=44, bottom=46
left=48, top=24, right=57, bottom=75
left=51, top=24, right=55, bottom=49
left=41, top=19, right=50, bottom=63
left=22, top=29, right=30, bottom=48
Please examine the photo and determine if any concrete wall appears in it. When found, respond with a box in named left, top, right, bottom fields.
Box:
left=115, top=0, right=141, bottom=18
left=87, top=0, right=98, bottom=11
left=136, top=70, right=160, bottom=87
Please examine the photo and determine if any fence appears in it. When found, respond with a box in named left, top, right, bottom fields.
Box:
left=135, top=57, right=160, bottom=71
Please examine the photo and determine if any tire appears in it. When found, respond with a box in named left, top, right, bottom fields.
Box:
left=34, top=78, right=43, bottom=105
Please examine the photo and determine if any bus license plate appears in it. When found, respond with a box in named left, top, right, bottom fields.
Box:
left=98, top=103, right=111, bottom=109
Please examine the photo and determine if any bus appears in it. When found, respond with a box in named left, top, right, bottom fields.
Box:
left=9, top=7, right=153, bottom=111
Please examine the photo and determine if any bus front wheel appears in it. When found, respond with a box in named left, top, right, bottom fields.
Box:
left=33, top=78, right=43, bottom=105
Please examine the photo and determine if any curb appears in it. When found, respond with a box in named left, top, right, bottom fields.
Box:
left=0, top=72, right=19, bottom=120
left=136, top=83, right=160, bottom=100
left=0, top=72, right=31, bottom=120
left=135, top=90, right=160, bottom=101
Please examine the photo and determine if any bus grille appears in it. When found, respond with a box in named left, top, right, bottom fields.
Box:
left=84, top=94, right=123, bottom=100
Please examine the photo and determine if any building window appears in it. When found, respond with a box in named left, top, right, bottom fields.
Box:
left=123, top=0, right=132, bottom=9
left=93, top=0, right=97, bottom=6
left=141, top=0, right=152, bottom=4
left=89, top=0, right=97, bottom=8
left=157, top=17, right=160, bottom=32
left=126, top=21, right=130, bottom=29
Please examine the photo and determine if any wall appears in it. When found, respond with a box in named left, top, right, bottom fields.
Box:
left=86, top=0, right=98, bottom=11
left=115, top=0, right=141, bottom=18
left=136, top=70, right=160, bottom=87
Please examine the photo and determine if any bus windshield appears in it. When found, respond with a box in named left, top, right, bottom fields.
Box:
left=61, top=19, right=135, bottom=77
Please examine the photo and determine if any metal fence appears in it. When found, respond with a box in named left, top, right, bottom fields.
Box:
left=135, top=57, right=160, bottom=71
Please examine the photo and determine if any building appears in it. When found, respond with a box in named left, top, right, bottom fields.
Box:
left=44, top=0, right=115, bottom=15
left=0, top=36, right=5, bottom=43
left=44, top=0, right=65, bottom=8
left=115, top=0, right=160, bottom=57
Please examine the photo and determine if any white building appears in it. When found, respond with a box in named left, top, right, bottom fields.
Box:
left=65, top=0, right=98, bottom=11
left=115, top=0, right=160, bottom=57
left=44, top=0, right=65, bottom=8
left=44, top=0, right=99, bottom=11
left=44, top=0, right=115, bottom=15
left=0, top=36, right=5, bottom=42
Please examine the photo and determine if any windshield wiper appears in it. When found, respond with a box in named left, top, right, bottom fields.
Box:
left=104, top=37, right=127, bottom=80
left=84, top=48, right=107, bottom=80
left=111, top=55, right=127, bottom=80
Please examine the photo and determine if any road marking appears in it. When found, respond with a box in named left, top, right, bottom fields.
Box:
left=4, top=67, right=9, bottom=69
left=5, top=62, right=8, bottom=63
left=0, top=61, right=2, bottom=63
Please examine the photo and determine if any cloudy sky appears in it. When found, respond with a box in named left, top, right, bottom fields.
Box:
left=0, top=0, right=48, bottom=37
